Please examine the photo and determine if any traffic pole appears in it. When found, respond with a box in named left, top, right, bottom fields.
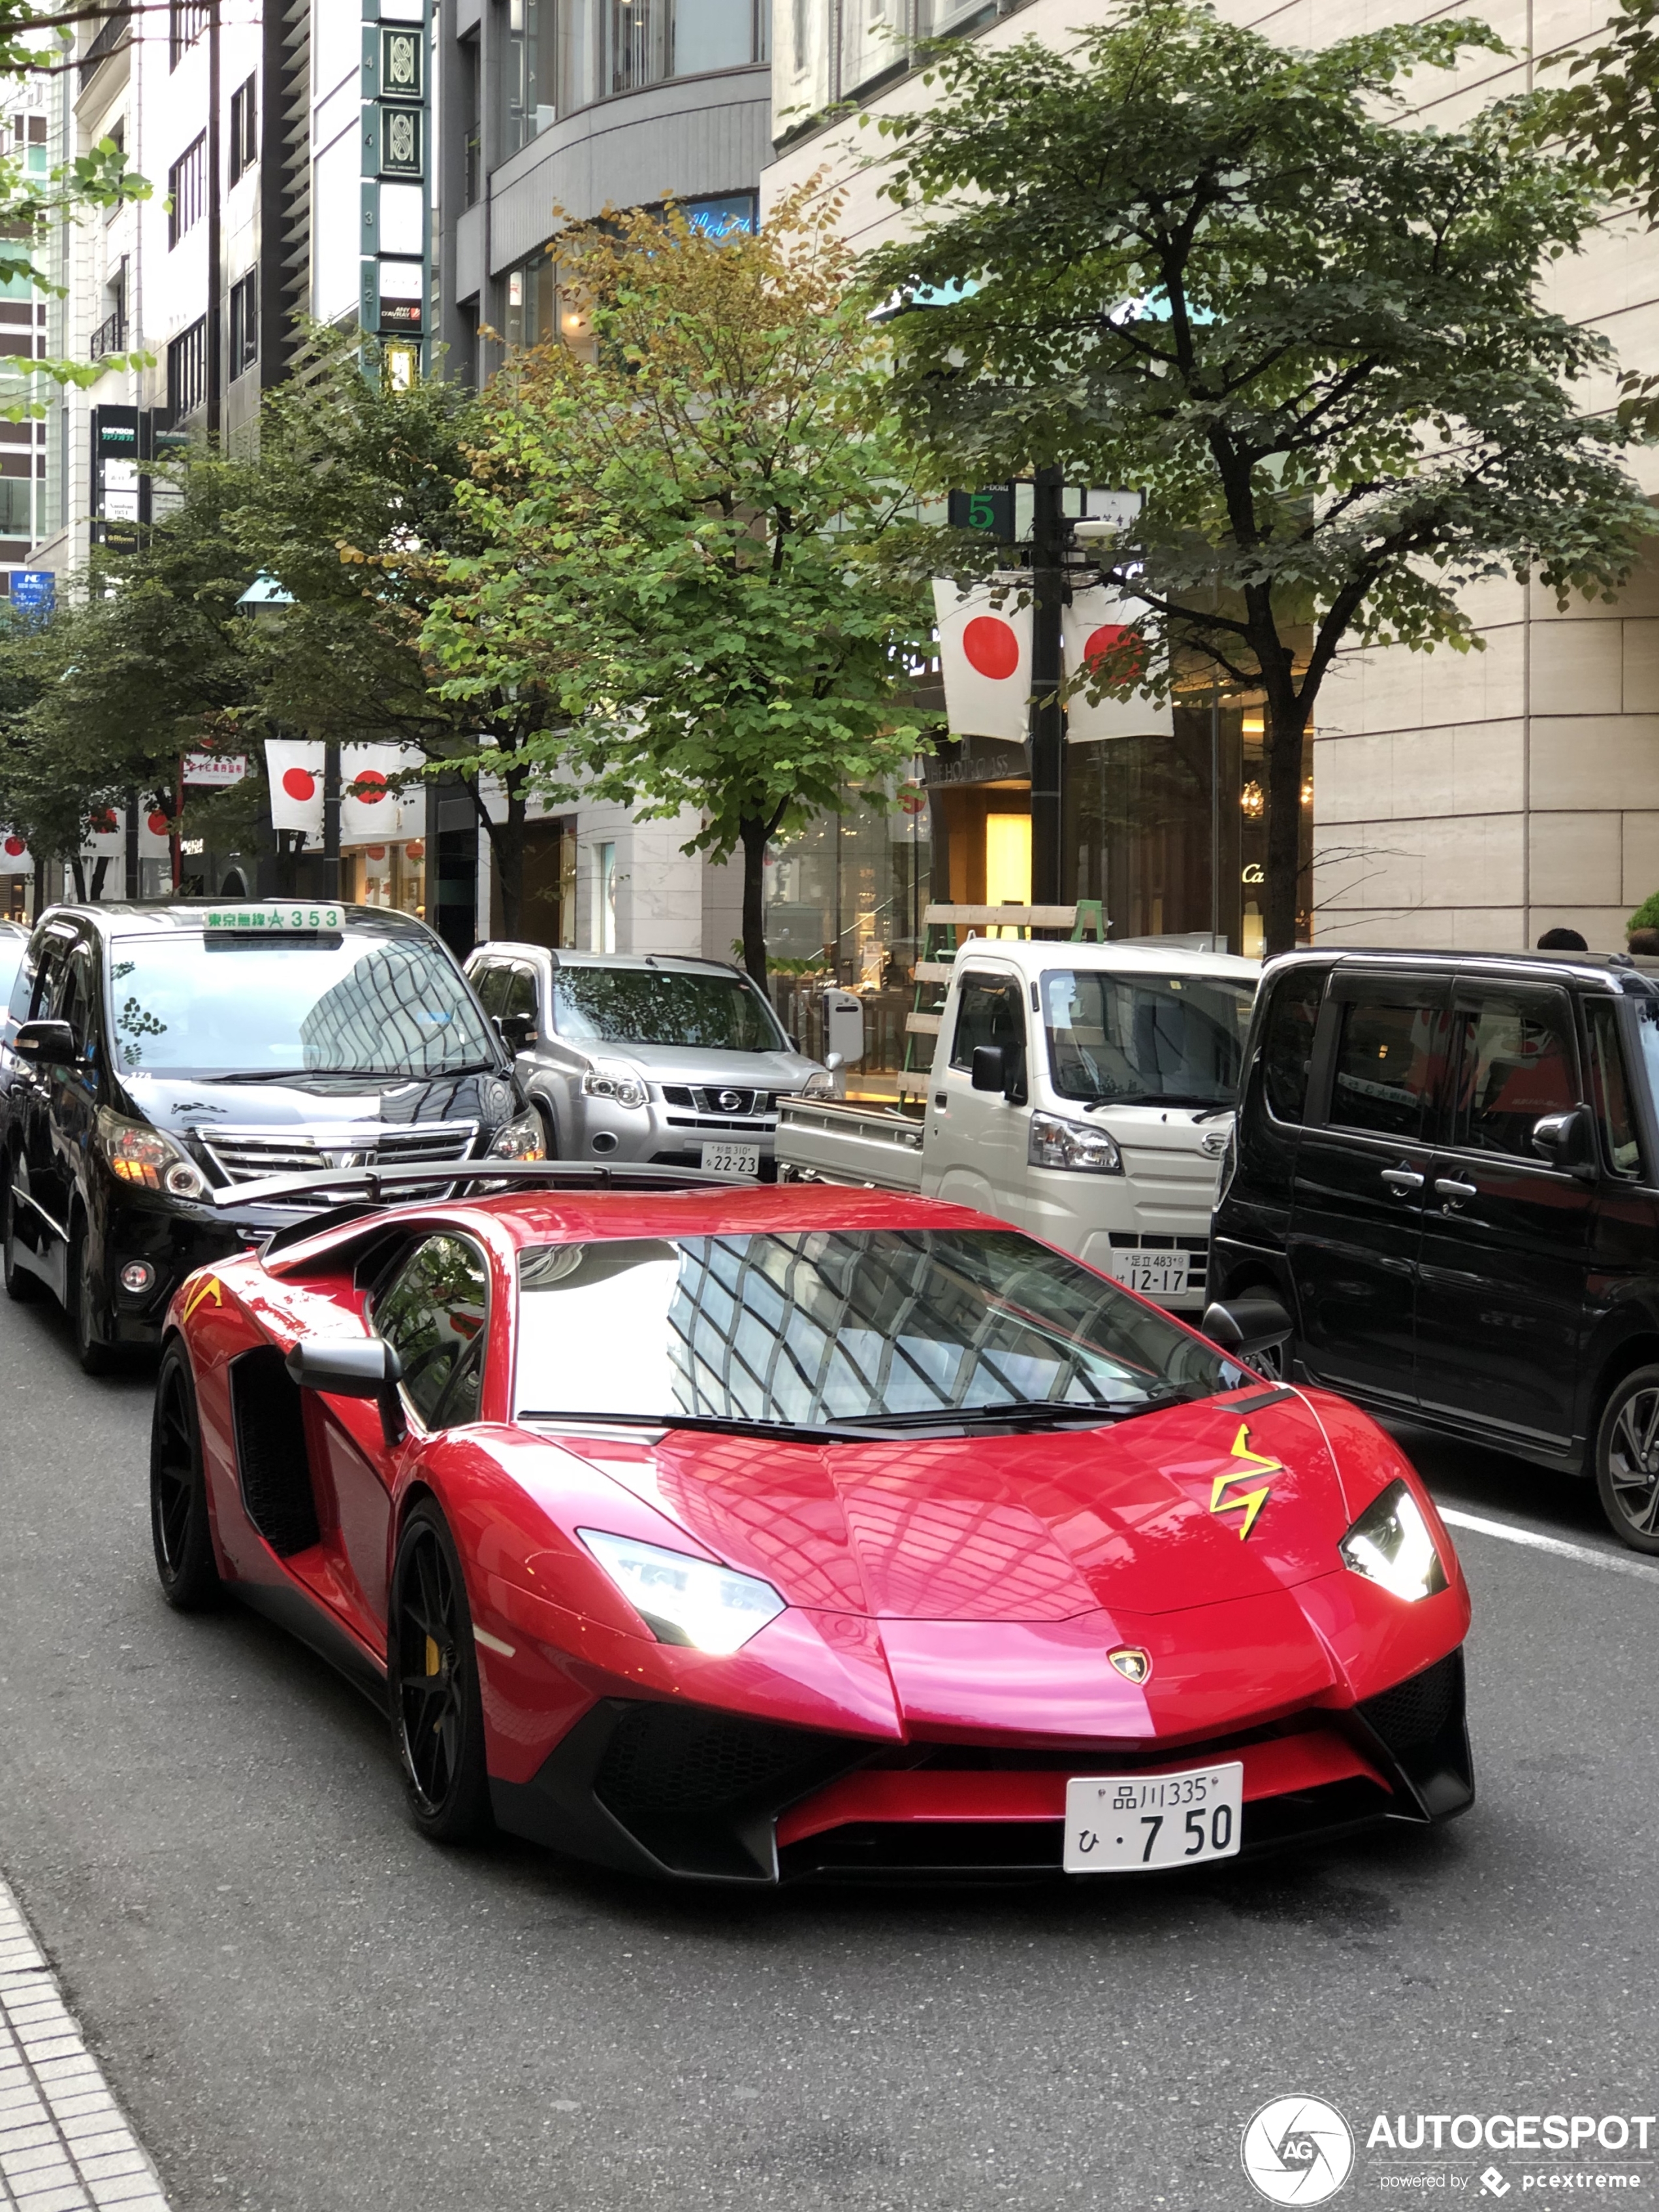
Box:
left=1029, top=465, right=1066, bottom=908
left=323, top=739, right=342, bottom=899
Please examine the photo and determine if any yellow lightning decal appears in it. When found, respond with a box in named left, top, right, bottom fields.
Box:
left=181, top=1275, right=223, bottom=1324
left=1208, top=1424, right=1281, bottom=1540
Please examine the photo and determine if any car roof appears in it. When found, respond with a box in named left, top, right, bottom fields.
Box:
left=953, top=936, right=1261, bottom=983
left=265, top=1179, right=1007, bottom=1276
left=468, top=940, right=746, bottom=980
left=37, top=901, right=439, bottom=943
left=1266, top=945, right=1654, bottom=995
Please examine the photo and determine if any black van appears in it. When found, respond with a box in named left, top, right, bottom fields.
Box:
left=1, top=902, right=542, bottom=1371
left=1211, top=947, right=1659, bottom=1548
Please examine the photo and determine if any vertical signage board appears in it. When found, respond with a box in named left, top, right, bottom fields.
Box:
left=361, top=0, right=430, bottom=380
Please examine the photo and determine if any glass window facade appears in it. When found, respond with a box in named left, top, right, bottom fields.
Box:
left=502, top=0, right=767, bottom=155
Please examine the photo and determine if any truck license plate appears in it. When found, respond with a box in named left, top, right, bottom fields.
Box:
left=701, top=1141, right=760, bottom=1177
left=1064, top=1762, right=1243, bottom=1872
left=1110, top=1251, right=1189, bottom=1298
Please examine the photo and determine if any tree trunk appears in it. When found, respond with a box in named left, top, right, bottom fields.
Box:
left=69, top=857, right=86, bottom=902
left=1261, top=694, right=1310, bottom=958
left=89, top=858, right=110, bottom=903
left=492, top=775, right=526, bottom=943
left=739, top=815, right=768, bottom=985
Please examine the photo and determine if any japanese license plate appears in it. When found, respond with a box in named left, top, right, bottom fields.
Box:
left=1110, top=1250, right=1189, bottom=1298
left=700, top=1140, right=760, bottom=1177
left=1064, top=1761, right=1243, bottom=1872
left=203, top=903, right=344, bottom=933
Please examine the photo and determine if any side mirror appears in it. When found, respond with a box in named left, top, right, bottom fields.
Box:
left=1531, top=1104, right=1597, bottom=1182
left=286, top=1336, right=406, bottom=1447
left=971, top=1044, right=1006, bottom=1093
left=12, top=1018, right=76, bottom=1068
left=1200, top=1295, right=1293, bottom=1362
left=825, top=1051, right=845, bottom=1072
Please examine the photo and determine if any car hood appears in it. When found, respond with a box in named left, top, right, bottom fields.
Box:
left=118, top=1067, right=517, bottom=1134
left=565, top=1041, right=822, bottom=1089
left=555, top=1390, right=1365, bottom=1622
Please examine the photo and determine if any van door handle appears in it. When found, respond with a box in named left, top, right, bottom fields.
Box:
left=1434, top=1177, right=1478, bottom=1202
left=1379, top=1166, right=1425, bottom=1191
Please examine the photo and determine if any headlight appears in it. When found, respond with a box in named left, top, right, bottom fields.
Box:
left=799, top=1070, right=835, bottom=1100
left=1340, top=1480, right=1447, bottom=1603
left=1028, top=1111, right=1122, bottom=1174
left=581, top=1061, right=649, bottom=1110
left=487, top=1108, right=546, bottom=1161
left=577, top=1529, right=786, bottom=1654
left=95, top=1108, right=206, bottom=1199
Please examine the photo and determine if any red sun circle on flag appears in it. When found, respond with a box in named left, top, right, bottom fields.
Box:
left=146, top=811, right=169, bottom=837
left=352, top=771, right=390, bottom=804
left=1082, top=624, right=1148, bottom=681
left=3, top=835, right=24, bottom=858
left=366, top=846, right=387, bottom=861
left=282, top=767, right=316, bottom=802
left=962, top=615, right=1021, bottom=681
left=89, top=808, right=118, bottom=835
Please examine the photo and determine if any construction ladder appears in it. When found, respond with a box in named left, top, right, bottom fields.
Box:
left=902, top=899, right=1105, bottom=1074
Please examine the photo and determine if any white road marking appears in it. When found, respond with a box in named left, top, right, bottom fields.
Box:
left=1438, top=1505, right=1659, bottom=1586
left=0, top=1876, right=171, bottom=2212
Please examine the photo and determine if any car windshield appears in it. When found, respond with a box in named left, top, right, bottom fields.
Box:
left=549, top=967, right=785, bottom=1052
left=106, top=931, right=498, bottom=1077
left=1040, top=969, right=1256, bottom=1107
left=514, top=1228, right=1236, bottom=1432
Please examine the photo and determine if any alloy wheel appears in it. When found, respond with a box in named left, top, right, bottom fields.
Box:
left=152, top=1360, right=197, bottom=1580
left=395, top=1528, right=466, bottom=1814
left=1605, top=1386, right=1659, bottom=1539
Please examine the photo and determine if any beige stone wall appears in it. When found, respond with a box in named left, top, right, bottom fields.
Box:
left=766, top=0, right=1659, bottom=954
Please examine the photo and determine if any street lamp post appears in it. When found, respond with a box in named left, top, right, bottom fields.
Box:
left=1028, top=466, right=1067, bottom=910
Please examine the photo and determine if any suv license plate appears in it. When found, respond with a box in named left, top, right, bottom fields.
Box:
left=701, top=1140, right=760, bottom=1177
left=1064, top=1762, right=1244, bottom=1872
left=1110, top=1251, right=1189, bottom=1298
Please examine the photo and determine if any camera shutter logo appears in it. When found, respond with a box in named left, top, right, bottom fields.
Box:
left=1241, top=2097, right=1355, bottom=2205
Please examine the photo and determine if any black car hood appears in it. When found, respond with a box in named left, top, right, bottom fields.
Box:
left=118, top=1068, right=517, bottom=1133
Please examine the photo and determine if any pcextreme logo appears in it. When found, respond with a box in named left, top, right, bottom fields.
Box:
left=1210, top=1424, right=1281, bottom=1540
left=1242, top=2096, right=1355, bottom=2204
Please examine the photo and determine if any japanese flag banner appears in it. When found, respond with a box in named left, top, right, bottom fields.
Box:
left=265, top=739, right=325, bottom=835
left=0, top=828, right=31, bottom=871
left=342, top=743, right=423, bottom=840
left=138, top=806, right=172, bottom=858
left=933, top=580, right=1031, bottom=744
left=1062, top=586, right=1173, bottom=741
left=82, top=803, right=125, bottom=858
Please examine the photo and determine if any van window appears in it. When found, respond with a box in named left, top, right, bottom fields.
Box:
left=1450, top=992, right=1577, bottom=1159
left=950, top=971, right=1025, bottom=1074
left=1261, top=968, right=1323, bottom=1123
left=1330, top=997, right=1445, bottom=1141
left=1585, top=999, right=1639, bottom=1176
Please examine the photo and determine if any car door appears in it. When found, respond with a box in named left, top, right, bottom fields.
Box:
left=1413, top=978, right=1590, bottom=1452
left=1286, top=968, right=1453, bottom=1402
left=924, top=964, right=1030, bottom=1225
left=315, top=1232, right=490, bottom=1635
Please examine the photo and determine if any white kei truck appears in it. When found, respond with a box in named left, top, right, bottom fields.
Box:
left=776, top=920, right=1260, bottom=1313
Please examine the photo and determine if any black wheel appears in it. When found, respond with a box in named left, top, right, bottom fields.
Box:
left=1, top=1175, right=41, bottom=1303
left=150, top=1341, right=221, bottom=1609
left=388, top=1502, right=493, bottom=1844
left=1595, top=1364, right=1659, bottom=1552
left=69, top=1222, right=116, bottom=1375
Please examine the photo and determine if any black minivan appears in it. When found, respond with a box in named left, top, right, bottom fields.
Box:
left=1, top=902, right=541, bottom=1371
left=1211, top=946, right=1659, bottom=1549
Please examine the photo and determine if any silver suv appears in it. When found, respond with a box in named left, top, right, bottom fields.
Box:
left=466, top=944, right=831, bottom=1178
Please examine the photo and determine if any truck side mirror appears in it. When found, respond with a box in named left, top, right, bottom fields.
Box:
left=971, top=1045, right=1006, bottom=1092
left=285, top=1336, right=407, bottom=1448
left=1531, top=1104, right=1597, bottom=1182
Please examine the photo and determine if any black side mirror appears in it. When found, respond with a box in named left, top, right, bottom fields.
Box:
left=494, top=1015, right=537, bottom=1053
left=286, top=1336, right=406, bottom=1447
left=971, top=1045, right=1007, bottom=1093
left=1531, top=1104, right=1597, bottom=1183
left=1200, top=1295, right=1294, bottom=1362
left=12, top=1018, right=76, bottom=1068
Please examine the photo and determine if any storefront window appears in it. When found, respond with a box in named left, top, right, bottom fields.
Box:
left=343, top=840, right=426, bottom=920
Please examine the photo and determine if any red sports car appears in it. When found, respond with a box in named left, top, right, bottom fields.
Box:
left=149, top=1166, right=1472, bottom=1882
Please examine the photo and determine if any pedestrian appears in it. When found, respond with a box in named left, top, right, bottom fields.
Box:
left=1536, top=926, right=1588, bottom=951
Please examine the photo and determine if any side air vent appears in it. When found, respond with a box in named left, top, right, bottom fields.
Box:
left=1357, top=1651, right=1460, bottom=1756
left=229, top=1347, right=319, bottom=1557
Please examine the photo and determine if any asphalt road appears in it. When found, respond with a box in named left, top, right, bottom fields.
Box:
left=2, top=1287, right=1656, bottom=2212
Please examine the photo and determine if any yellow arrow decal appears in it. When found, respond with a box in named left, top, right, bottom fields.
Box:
left=1209, top=1423, right=1281, bottom=1540
left=181, top=1275, right=223, bottom=1324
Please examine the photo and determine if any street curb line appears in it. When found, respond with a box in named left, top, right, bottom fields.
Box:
left=0, top=1874, right=172, bottom=2212
left=1439, top=1505, right=1659, bottom=1585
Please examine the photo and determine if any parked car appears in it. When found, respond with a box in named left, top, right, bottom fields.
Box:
left=150, top=1161, right=1471, bottom=1881
left=465, top=942, right=830, bottom=1180
left=1211, top=944, right=1659, bottom=1548
left=776, top=938, right=1261, bottom=1310
left=0, top=918, right=25, bottom=1013
left=1, top=901, right=540, bottom=1372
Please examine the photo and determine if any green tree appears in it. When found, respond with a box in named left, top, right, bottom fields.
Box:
left=422, top=189, right=937, bottom=982
left=863, top=1, right=1652, bottom=954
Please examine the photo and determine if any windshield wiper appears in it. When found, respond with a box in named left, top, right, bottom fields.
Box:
left=201, top=1061, right=499, bottom=1083
left=518, top=1408, right=912, bottom=1443
left=834, top=1392, right=1191, bottom=1432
